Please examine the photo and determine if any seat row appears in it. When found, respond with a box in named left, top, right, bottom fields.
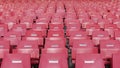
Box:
left=1, top=53, right=120, bottom=68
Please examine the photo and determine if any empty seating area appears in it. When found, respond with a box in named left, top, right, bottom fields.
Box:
left=0, top=0, right=120, bottom=68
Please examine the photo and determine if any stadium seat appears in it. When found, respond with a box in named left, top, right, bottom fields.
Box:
left=45, top=37, right=66, bottom=47
left=86, top=24, right=100, bottom=35
left=42, top=48, right=68, bottom=56
left=0, top=40, right=10, bottom=59
left=114, top=30, right=120, bottom=41
left=23, top=30, right=43, bottom=46
left=11, top=24, right=27, bottom=36
left=112, top=53, right=120, bottom=68
left=66, top=29, right=80, bottom=37
left=100, top=40, right=120, bottom=59
left=98, top=19, right=110, bottom=29
left=66, top=22, right=81, bottom=29
left=45, top=39, right=65, bottom=48
left=13, top=40, right=39, bottom=59
left=49, top=23, right=64, bottom=29
left=47, top=29, right=64, bottom=37
left=20, top=17, right=33, bottom=29
left=81, top=19, right=94, bottom=28
left=39, top=54, right=68, bottom=68
left=0, top=24, right=8, bottom=37
left=1, top=54, right=31, bottom=68
left=4, top=19, right=17, bottom=30
left=92, top=31, right=110, bottom=45
left=4, top=31, right=22, bottom=45
left=104, top=24, right=118, bottom=37
left=72, top=40, right=98, bottom=59
left=32, top=24, right=47, bottom=37
left=113, top=19, right=120, bottom=28
left=76, top=54, right=105, bottom=68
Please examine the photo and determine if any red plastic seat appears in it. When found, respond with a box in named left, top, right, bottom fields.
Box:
left=4, top=17, right=17, bottom=30
left=114, top=30, right=120, bottom=41
left=92, top=31, right=110, bottom=45
left=36, top=18, right=50, bottom=26
left=39, top=54, right=68, bottom=68
left=100, top=40, right=120, bottom=59
left=0, top=24, right=8, bottom=37
left=51, top=18, right=63, bottom=23
left=66, top=29, right=80, bottom=37
left=11, top=24, right=27, bottom=36
left=20, top=17, right=33, bottom=29
left=86, top=24, right=100, bottom=35
left=68, top=31, right=88, bottom=37
left=0, top=40, right=10, bottom=59
left=72, top=40, right=98, bottom=60
left=45, top=37, right=66, bottom=47
left=47, top=29, right=64, bottom=37
left=81, top=19, right=94, bottom=28
left=45, top=38, right=65, bottom=48
left=69, top=33, right=89, bottom=46
left=42, top=48, right=67, bottom=56
left=65, top=19, right=79, bottom=25
left=32, top=24, right=47, bottom=37
left=66, top=23, right=81, bottom=29
left=113, top=19, right=120, bottom=28
left=76, top=54, right=105, bottom=68
left=49, top=23, right=64, bottom=29
left=13, top=41, right=39, bottom=59
left=25, top=30, right=43, bottom=37
left=90, top=14, right=102, bottom=23
left=4, top=31, right=21, bottom=45
left=106, top=14, right=116, bottom=23
left=1, top=54, right=31, bottom=68
left=32, top=24, right=48, bottom=29
left=23, top=37, right=43, bottom=46
left=112, top=53, right=120, bottom=68
left=104, top=24, right=118, bottom=37
left=98, top=19, right=110, bottom=28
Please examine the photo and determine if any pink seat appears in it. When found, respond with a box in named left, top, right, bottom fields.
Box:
left=113, top=19, right=120, bottom=28
left=45, top=38, right=65, bottom=48
left=100, top=40, right=120, bottom=59
left=86, top=24, right=100, bottom=35
left=20, top=17, right=33, bottom=29
left=4, top=31, right=21, bottom=45
left=4, top=17, right=17, bottom=30
left=0, top=40, right=10, bottom=59
left=72, top=40, right=98, bottom=60
left=69, top=32, right=89, bottom=45
left=42, top=48, right=67, bottom=56
left=13, top=41, right=39, bottom=59
left=104, top=24, right=118, bottom=37
left=11, top=24, right=27, bottom=36
left=92, top=31, right=110, bottom=45
left=98, top=19, right=110, bottom=28
left=81, top=19, right=94, bottom=28
left=25, top=30, right=43, bottom=37
left=114, top=30, right=120, bottom=41
left=45, top=37, right=66, bottom=47
left=23, top=30, right=43, bottom=46
left=32, top=24, right=48, bottom=29
left=47, top=29, right=64, bottom=37
left=39, top=54, right=68, bottom=68
left=66, top=29, right=80, bottom=37
left=0, top=24, right=8, bottom=37
left=1, top=54, right=31, bottom=68
left=112, top=53, right=120, bottom=68
left=32, top=24, right=47, bottom=37
left=49, top=23, right=64, bottom=29
left=76, top=54, right=104, bottom=68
